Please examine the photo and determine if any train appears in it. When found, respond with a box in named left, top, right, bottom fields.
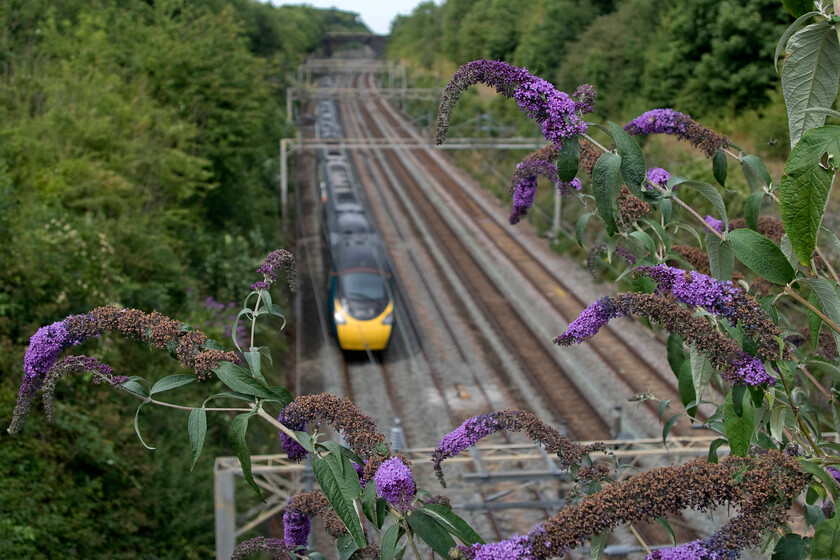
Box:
left=315, top=89, right=394, bottom=351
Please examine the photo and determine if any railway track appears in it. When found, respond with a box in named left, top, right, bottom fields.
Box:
left=356, top=74, right=704, bottom=437
left=343, top=71, right=702, bottom=547
left=293, top=69, right=704, bottom=551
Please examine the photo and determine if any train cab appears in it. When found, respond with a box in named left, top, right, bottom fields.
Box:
left=329, top=237, right=394, bottom=351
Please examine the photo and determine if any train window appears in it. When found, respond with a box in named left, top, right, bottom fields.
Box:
left=333, top=190, right=357, bottom=205
left=340, top=272, right=386, bottom=301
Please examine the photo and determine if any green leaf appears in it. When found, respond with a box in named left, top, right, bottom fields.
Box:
left=656, top=517, right=676, bottom=546
left=705, top=234, right=734, bottom=281
left=708, top=438, right=728, bottom=463
left=724, top=388, right=755, bottom=457
left=662, top=413, right=682, bottom=445
left=812, top=516, right=840, bottom=559
left=776, top=10, right=821, bottom=70
left=229, top=413, right=261, bottom=500
left=678, top=361, right=698, bottom=418
left=592, top=152, right=622, bottom=236
left=743, top=190, right=765, bottom=232
left=361, top=482, right=378, bottom=526
left=658, top=197, right=673, bottom=223
left=641, top=218, right=671, bottom=254
left=657, top=399, right=671, bottom=421
left=380, top=524, right=403, bottom=560
left=320, top=441, right=364, bottom=501
left=202, top=339, right=225, bottom=351
left=122, top=378, right=149, bottom=399
left=772, top=534, right=811, bottom=560
left=575, top=212, right=593, bottom=247
left=689, top=345, right=715, bottom=404
left=213, top=361, right=277, bottom=399
left=149, top=374, right=196, bottom=396
left=821, top=225, right=840, bottom=261
left=557, top=136, right=581, bottom=182
left=807, top=503, right=827, bottom=529
left=407, top=509, right=457, bottom=558
left=376, top=497, right=387, bottom=530
left=294, top=430, right=315, bottom=453
left=590, top=532, right=607, bottom=559
left=628, top=230, right=656, bottom=258
left=799, top=459, right=839, bottom=500
left=780, top=126, right=840, bottom=266
left=417, top=504, right=484, bottom=546
left=312, top=455, right=366, bottom=548
left=188, top=407, right=207, bottom=471
left=203, top=391, right=256, bottom=405
left=677, top=180, right=728, bottom=225
left=728, top=229, right=796, bottom=285
left=801, top=277, right=840, bottom=356
left=782, top=23, right=840, bottom=147
left=666, top=333, right=686, bottom=379
left=337, top=534, right=360, bottom=560
left=741, top=154, right=772, bottom=191
left=232, top=307, right=253, bottom=352
left=712, top=149, right=727, bottom=187
left=134, top=402, right=155, bottom=450
left=770, top=407, right=787, bottom=443
left=268, top=386, right=293, bottom=407
left=809, top=291, right=823, bottom=347
left=243, top=350, right=267, bottom=386
left=609, top=122, right=646, bottom=197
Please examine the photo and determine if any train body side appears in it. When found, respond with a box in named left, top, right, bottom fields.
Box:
left=315, top=91, right=394, bottom=352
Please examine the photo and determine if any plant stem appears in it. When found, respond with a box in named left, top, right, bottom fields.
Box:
left=628, top=525, right=651, bottom=555
left=113, top=383, right=252, bottom=413
left=669, top=194, right=726, bottom=241
left=581, top=132, right=610, bottom=154
left=250, top=291, right=264, bottom=350
left=815, top=246, right=840, bottom=284
left=784, top=284, right=840, bottom=338
left=256, top=405, right=298, bottom=439
left=799, top=364, right=840, bottom=405
left=776, top=361, right=823, bottom=456
left=406, top=525, right=423, bottom=560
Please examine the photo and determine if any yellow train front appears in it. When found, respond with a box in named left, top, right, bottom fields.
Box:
left=329, top=237, right=394, bottom=351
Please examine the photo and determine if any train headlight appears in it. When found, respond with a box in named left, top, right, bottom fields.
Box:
left=334, top=309, right=347, bottom=325
left=382, top=312, right=394, bottom=325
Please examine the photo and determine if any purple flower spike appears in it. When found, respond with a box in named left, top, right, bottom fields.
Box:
left=22, top=321, right=72, bottom=395
left=554, top=297, right=625, bottom=345
left=624, top=108, right=729, bottom=158
left=648, top=540, right=711, bottom=560
left=726, top=352, right=775, bottom=386
left=374, top=457, right=415, bottom=513
left=704, top=215, right=726, bottom=233
left=507, top=157, right=581, bottom=225
left=626, top=108, right=692, bottom=136
left=434, top=414, right=501, bottom=471
left=437, top=59, right=592, bottom=148
left=278, top=409, right=308, bottom=462
left=828, top=466, right=840, bottom=485
left=282, top=506, right=311, bottom=548
left=510, top=174, right=538, bottom=225
left=252, top=249, right=296, bottom=293
left=645, top=167, right=671, bottom=189
left=460, top=534, right=533, bottom=560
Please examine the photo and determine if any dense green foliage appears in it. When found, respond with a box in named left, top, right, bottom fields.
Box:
left=388, top=0, right=790, bottom=119
left=0, top=1, right=362, bottom=557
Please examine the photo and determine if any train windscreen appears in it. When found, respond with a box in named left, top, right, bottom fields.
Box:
left=339, top=272, right=388, bottom=319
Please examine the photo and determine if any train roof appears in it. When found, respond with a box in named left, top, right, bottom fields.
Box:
left=333, top=235, right=389, bottom=274
left=334, top=212, right=370, bottom=235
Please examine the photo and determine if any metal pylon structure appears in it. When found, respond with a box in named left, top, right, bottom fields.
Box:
left=213, top=435, right=728, bottom=559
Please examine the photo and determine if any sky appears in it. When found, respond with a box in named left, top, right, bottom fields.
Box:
left=272, top=1, right=428, bottom=35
